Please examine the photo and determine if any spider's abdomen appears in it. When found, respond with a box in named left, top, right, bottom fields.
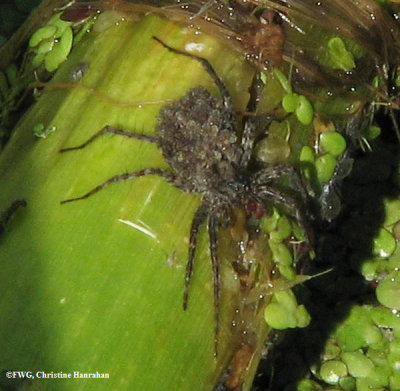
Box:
left=157, top=87, right=241, bottom=193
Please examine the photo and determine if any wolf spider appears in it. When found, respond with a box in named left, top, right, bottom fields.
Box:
left=60, top=36, right=310, bottom=354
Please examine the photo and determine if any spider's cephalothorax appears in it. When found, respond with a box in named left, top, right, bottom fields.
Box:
left=60, top=37, right=310, bottom=354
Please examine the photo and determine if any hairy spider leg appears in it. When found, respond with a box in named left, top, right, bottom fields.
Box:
left=208, top=211, right=221, bottom=356
left=254, top=183, right=313, bottom=245
left=60, top=125, right=159, bottom=152
left=61, top=168, right=176, bottom=204
left=182, top=199, right=221, bottom=355
left=253, top=164, right=310, bottom=203
left=183, top=202, right=209, bottom=311
left=252, top=164, right=313, bottom=243
left=240, top=72, right=268, bottom=166
left=60, top=125, right=175, bottom=203
left=152, top=36, right=234, bottom=110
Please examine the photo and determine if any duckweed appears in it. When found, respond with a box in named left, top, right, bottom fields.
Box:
left=335, top=307, right=377, bottom=351
left=295, top=304, right=312, bottom=327
left=282, top=93, right=314, bottom=125
left=359, top=258, right=382, bottom=281
left=327, top=36, right=356, bottom=71
left=29, top=12, right=74, bottom=72
left=291, top=220, right=307, bottom=243
left=296, top=379, right=323, bottom=391
left=269, top=216, right=292, bottom=242
left=269, top=240, right=293, bottom=265
left=319, top=132, right=347, bottom=157
left=278, top=264, right=296, bottom=280
left=311, top=302, right=400, bottom=391
left=264, top=289, right=311, bottom=329
left=44, top=27, right=73, bottom=72
left=275, top=68, right=313, bottom=125
left=366, top=125, right=381, bottom=140
left=29, top=25, right=57, bottom=47
left=322, top=338, right=342, bottom=361
left=260, top=207, right=280, bottom=233
left=339, top=376, right=356, bottom=391
left=299, top=146, right=315, bottom=163
left=316, top=153, right=337, bottom=184
left=36, top=38, right=55, bottom=55
left=299, top=132, right=349, bottom=192
left=299, top=146, right=317, bottom=183
left=363, top=323, right=385, bottom=347
left=296, top=95, right=314, bottom=125
left=262, top=211, right=302, bottom=281
left=341, top=351, right=374, bottom=378
left=371, top=306, right=400, bottom=335
left=320, top=360, right=348, bottom=384
left=264, top=300, right=298, bottom=329
left=376, top=271, right=400, bottom=309
left=372, top=228, right=396, bottom=258
left=282, top=93, right=300, bottom=113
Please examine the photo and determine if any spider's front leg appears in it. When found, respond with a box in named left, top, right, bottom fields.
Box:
left=153, top=36, right=233, bottom=111
left=240, top=72, right=273, bottom=167
left=253, top=164, right=311, bottom=207
left=60, top=125, right=159, bottom=152
left=254, top=184, right=314, bottom=246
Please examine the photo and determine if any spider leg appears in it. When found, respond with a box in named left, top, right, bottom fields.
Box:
left=208, top=211, right=221, bottom=356
left=60, top=125, right=159, bottom=152
left=240, top=117, right=258, bottom=167
left=153, top=36, right=233, bottom=110
left=253, top=165, right=309, bottom=203
left=241, top=73, right=273, bottom=166
left=61, top=168, right=176, bottom=204
left=183, top=200, right=209, bottom=310
left=247, top=72, right=265, bottom=114
left=254, top=185, right=314, bottom=245
left=183, top=201, right=222, bottom=355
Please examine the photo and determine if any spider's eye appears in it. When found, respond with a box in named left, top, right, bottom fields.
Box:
left=227, top=181, right=245, bottom=192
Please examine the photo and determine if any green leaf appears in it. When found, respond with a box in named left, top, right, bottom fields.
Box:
left=0, top=13, right=274, bottom=391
